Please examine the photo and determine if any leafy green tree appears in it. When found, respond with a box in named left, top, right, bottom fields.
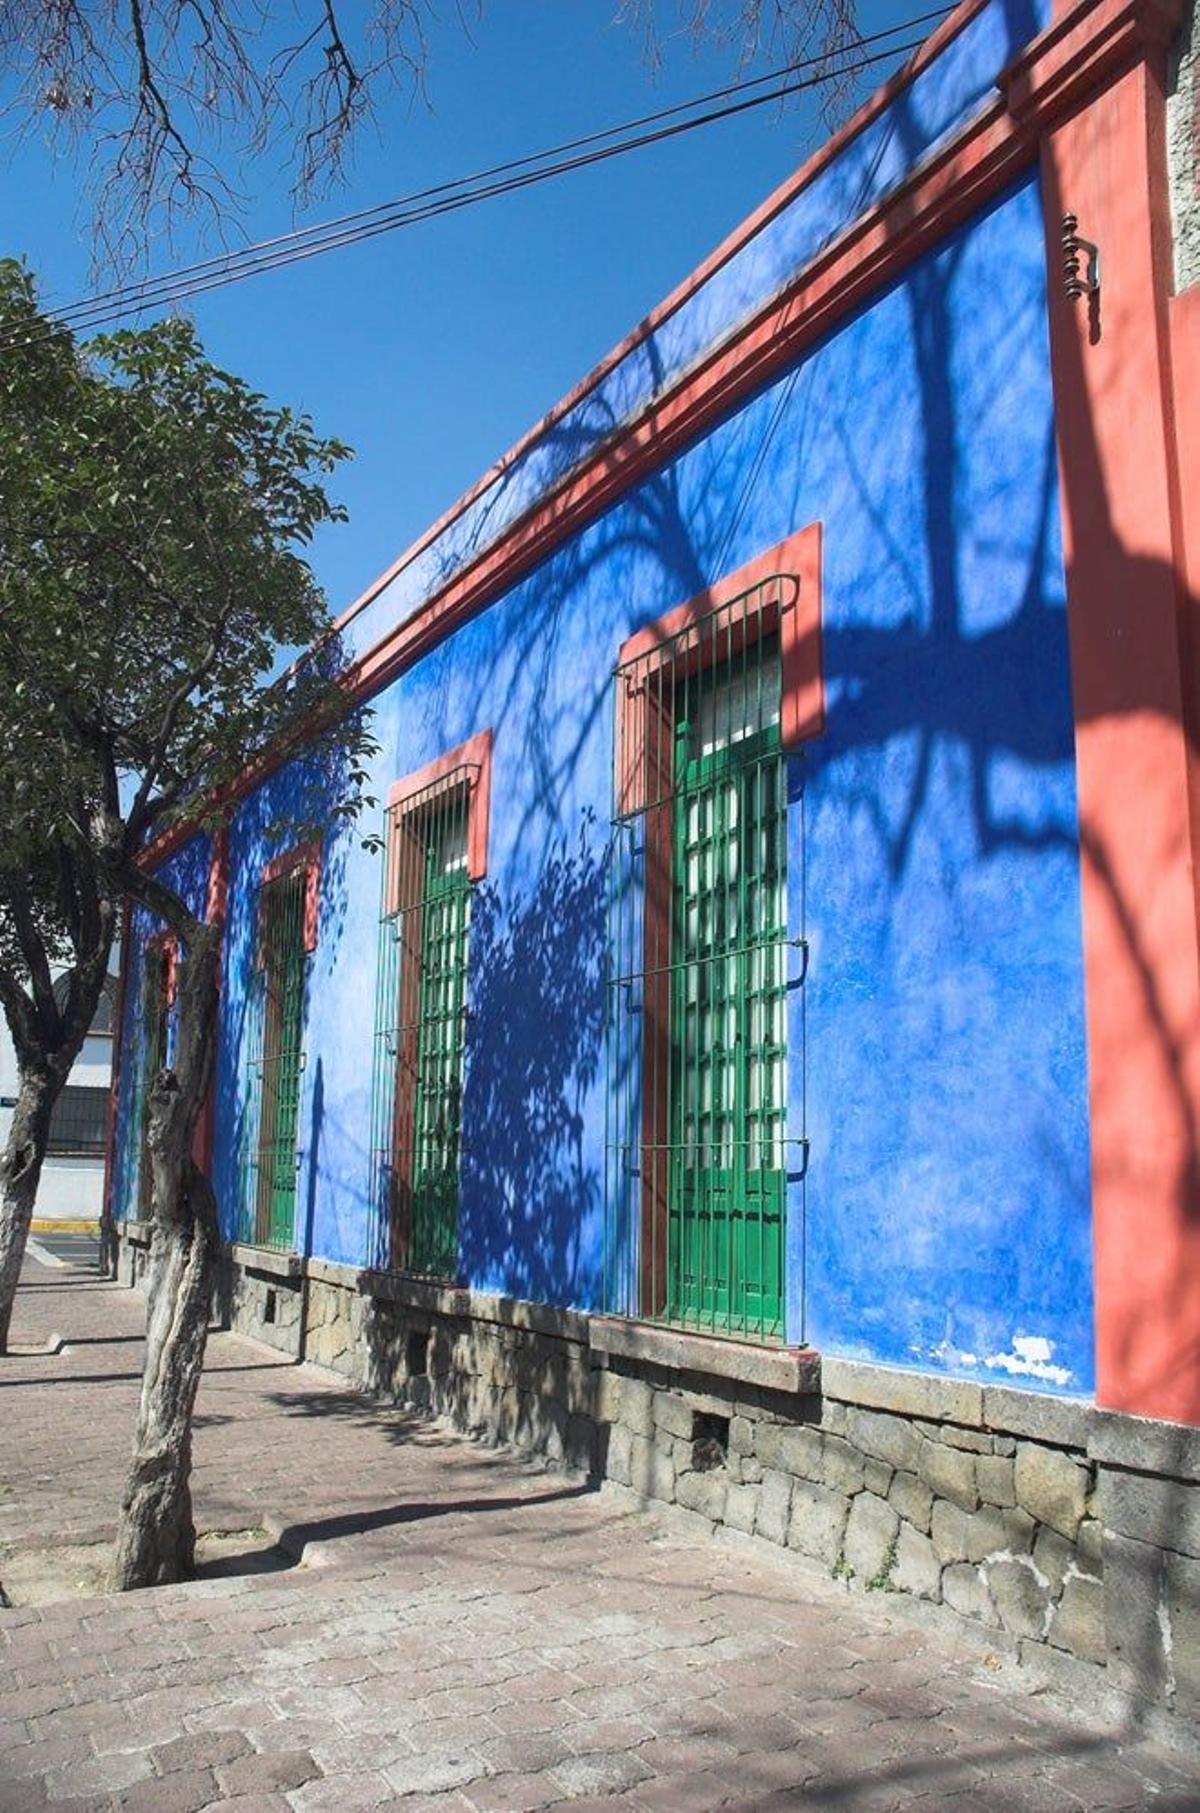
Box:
left=0, top=262, right=373, bottom=1586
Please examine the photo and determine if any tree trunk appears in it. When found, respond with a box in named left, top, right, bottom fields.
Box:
left=110, top=921, right=220, bottom=1591
left=0, top=1072, right=55, bottom=1352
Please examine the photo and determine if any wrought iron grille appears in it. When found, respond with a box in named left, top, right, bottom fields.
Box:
left=46, top=1085, right=110, bottom=1158
left=239, top=866, right=307, bottom=1251
left=605, top=582, right=802, bottom=1343
left=368, top=773, right=474, bottom=1278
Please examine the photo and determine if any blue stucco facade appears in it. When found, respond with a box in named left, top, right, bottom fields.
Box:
left=115, top=3, right=1095, bottom=1400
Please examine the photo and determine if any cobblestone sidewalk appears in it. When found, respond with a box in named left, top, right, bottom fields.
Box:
left=1, top=1257, right=1198, bottom=1811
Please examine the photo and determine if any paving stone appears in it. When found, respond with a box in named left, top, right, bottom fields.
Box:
left=2, top=1260, right=1195, bottom=1813
left=548, top=1749, right=654, bottom=1797
left=216, top=1748, right=321, bottom=1794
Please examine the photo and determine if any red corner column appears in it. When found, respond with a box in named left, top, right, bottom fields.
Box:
left=1014, top=0, right=1200, bottom=1420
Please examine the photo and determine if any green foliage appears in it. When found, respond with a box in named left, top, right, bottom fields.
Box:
left=0, top=258, right=374, bottom=1051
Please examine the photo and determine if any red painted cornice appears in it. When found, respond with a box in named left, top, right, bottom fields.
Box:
left=142, top=0, right=1169, bottom=871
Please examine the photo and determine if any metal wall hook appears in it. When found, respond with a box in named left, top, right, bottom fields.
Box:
left=1062, top=213, right=1100, bottom=302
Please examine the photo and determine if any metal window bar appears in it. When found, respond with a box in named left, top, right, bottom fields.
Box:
left=46, top=1085, right=111, bottom=1158
left=368, top=772, right=474, bottom=1278
left=605, top=579, right=801, bottom=1344
left=239, top=867, right=308, bottom=1251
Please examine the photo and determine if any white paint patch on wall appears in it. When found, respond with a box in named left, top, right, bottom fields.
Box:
left=917, top=1332, right=1074, bottom=1387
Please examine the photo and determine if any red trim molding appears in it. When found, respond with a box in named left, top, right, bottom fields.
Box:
left=330, top=3, right=989, bottom=645
left=385, top=728, right=493, bottom=912
left=140, top=0, right=1180, bottom=886
left=1041, top=43, right=1200, bottom=1422
left=260, top=840, right=321, bottom=955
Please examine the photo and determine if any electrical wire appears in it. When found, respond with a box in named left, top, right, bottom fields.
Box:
left=3, top=12, right=950, bottom=353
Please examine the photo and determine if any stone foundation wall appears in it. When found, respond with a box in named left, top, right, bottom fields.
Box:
left=113, top=1226, right=1200, bottom=1728
left=1169, top=0, right=1199, bottom=290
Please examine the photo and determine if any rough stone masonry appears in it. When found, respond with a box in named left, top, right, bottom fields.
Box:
left=113, top=1223, right=1200, bottom=1742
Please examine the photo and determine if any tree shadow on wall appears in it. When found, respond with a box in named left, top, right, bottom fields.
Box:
left=457, top=819, right=607, bottom=1305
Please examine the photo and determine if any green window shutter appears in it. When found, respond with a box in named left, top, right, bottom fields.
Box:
left=371, top=786, right=471, bottom=1278
left=245, top=867, right=307, bottom=1250
left=607, top=616, right=790, bottom=1343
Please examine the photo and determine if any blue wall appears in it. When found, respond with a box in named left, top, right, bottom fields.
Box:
left=120, top=168, right=1094, bottom=1396
left=230, top=171, right=1092, bottom=1394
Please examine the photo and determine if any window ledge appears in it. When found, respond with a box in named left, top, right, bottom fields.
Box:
left=229, top=1242, right=302, bottom=1282
left=589, top=1317, right=821, bottom=1396
left=357, top=1269, right=590, bottom=1344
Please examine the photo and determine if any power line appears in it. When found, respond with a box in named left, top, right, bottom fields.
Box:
left=4, top=13, right=949, bottom=353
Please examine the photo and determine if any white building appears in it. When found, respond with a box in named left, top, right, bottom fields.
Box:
left=0, top=975, right=118, bottom=1225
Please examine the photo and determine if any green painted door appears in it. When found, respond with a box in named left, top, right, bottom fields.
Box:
left=668, top=655, right=787, bottom=1338
left=409, top=803, right=470, bottom=1276
left=255, top=870, right=306, bottom=1249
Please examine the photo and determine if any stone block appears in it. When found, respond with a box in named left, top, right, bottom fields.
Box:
left=843, top=1407, right=921, bottom=1474
left=676, top=1469, right=727, bottom=1524
left=864, top=1459, right=893, bottom=1499
left=756, top=1470, right=793, bottom=1546
left=740, top=1456, right=764, bottom=1485
left=980, top=1385, right=1088, bottom=1449
left=843, top=1492, right=899, bottom=1586
left=966, top=1505, right=1034, bottom=1564
left=893, top=1523, right=941, bottom=1599
left=629, top=1433, right=675, bottom=1503
left=1049, top=1573, right=1105, bottom=1665
left=930, top=1499, right=970, bottom=1564
left=617, top=1377, right=656, bottom=1439
left=724, top=1482, right=759, bottom=1535
left=1032, top=1527, right=1076, bottom=1595
left=888, top=1470, right=933, bottom=1534
left=820, top=1434, right=866, bottom=1495
left=1077, top=1517, right=1102, bottom=1574
left=653, top=1393, right=695, bottom=1441
left=605, top=1423, right=633, bottom=1488
left=756, top=1422, right=824, bottom=1482
left=985, top=1557, right=1051, bottom=1640
left=919, top=1439, right=979, bottom=1512
left=1089, top=1409, right=1200, bottom=1485
left=1096, top=1467, right=1200, bottom=1559
left=1014, top=1442, right=1089, bottom=1541
left=976, top=1454, right=1016, bottom=1508
left=592, top=1367, right=624, bottom=1425
left=787, top=1479, right=850, bottom=1568
left=1103, top=1531, right=1171, bottom=1700
left=915, top=1418, right=992, bottom=1454
left=821, top=1357, right=983, bottom=1427
left=1166, top=1551, right=1200, bottom=1717
left=729, top=1415, right=755, bottom=1456
left=942, top=1563, right=996, bottom=1625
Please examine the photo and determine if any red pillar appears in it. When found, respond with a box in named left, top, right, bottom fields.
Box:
left=1039, top=26, right=1200, bottom=1421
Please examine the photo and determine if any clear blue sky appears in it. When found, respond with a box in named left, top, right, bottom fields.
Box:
left=1, top=2, right=925, bottom=616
